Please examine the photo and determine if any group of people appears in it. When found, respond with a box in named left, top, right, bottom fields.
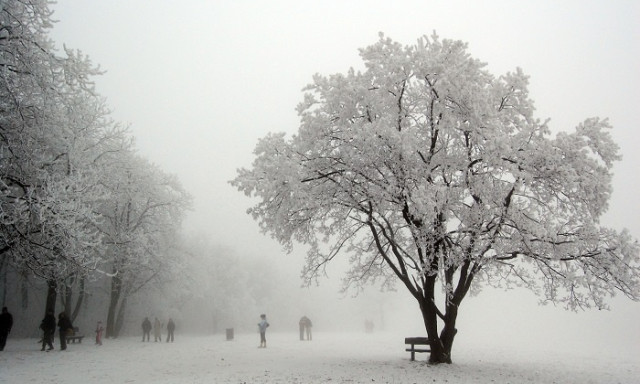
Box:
left=257, top=314, right=312, bottom=348
left=298, top=316, right=312, bottom=341
left=141, top=313, right=305, bottom=349
left=0, top=305, right=105, bottom=352
left=0, top=308, right=316, bottom=352
left=141, top=317, right=175, bottom=342
left=39, top=310, right=74, bottom=351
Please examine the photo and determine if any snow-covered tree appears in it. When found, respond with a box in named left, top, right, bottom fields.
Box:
left=0, top=0, right=128, bottom=310
left=0, top=0, right=192, bottom=329
left=97, top=152, right=191, bottom=338
left=232, top=33, right=640, bottom=364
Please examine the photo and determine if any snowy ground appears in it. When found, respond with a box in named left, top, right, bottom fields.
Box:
left=1, top=332, right=638, bottom=384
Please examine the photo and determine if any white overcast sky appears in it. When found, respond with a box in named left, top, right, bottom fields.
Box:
left=48, top=0, right=639, bottom=349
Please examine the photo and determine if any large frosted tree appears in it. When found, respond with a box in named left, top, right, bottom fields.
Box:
left=232, top=34, right=640, bottom=364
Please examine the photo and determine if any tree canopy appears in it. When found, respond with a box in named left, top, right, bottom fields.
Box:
left=0, top=0, right=191, bottom=330
left=0, top=0, right=118, bottom=281
left=232, top=33, right=640, bottom=364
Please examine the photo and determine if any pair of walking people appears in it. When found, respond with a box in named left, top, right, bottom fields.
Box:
left=40, top=311, right=73, bottom=351
left=298, top=316, right=312, bottom=341
left=142, top=317, right=175, bottom=342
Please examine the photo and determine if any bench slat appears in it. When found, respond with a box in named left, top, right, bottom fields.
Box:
left=404, top=337, right=430, bottom=344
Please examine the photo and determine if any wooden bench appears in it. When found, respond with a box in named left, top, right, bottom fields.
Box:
left=66, top=327, right=85, bottom=344
left=405, top=337, right=431, bottom=361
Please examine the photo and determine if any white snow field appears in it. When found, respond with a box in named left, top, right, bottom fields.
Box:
left=1, top=331, right=638, bottom=383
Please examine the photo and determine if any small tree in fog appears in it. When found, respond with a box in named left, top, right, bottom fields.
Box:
left=232, top=33, right=640, bottom=364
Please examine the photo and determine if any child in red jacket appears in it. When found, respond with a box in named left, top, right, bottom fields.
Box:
left=95, top=321, right=104, bottom=345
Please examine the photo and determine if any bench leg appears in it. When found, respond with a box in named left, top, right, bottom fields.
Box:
left=411, top=345, right=415, bottom=361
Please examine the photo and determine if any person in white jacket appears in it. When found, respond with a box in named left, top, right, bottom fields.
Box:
left=257, top=314, right=269, bottom=348
left=153, top=317, right=163, bottom=342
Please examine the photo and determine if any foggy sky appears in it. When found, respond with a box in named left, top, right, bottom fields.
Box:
left=48, top=0, right=639, bottom=351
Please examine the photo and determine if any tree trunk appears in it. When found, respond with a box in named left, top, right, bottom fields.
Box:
left=70, top=277, right=85, bottom=323
left=440, top=304, right=459, bottom=359
left=63, top=282, right=73, bottom=317
left=420, top=276, right=452, bottom=364
left=59, top=275, right=85, bottom=323
left=20, top=272, right=29, bottom=309
left=106, top=272, right=122, bottom=338
left=115, top=294, right=128, bottom=337
left=45, top=279, right=57, bottom=315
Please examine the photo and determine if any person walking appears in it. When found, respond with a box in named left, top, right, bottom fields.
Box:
left=0, top=307, right=13, bottom=351
left=299, top=316, right=312, bottom=341
left=299, top=316, right=306, bottom=341
left=166, top=318, right=175, bottom=342
left=95, top=321, right=104, bottom=345
left=305, top=317, right=313, bottom=341
left=40, top=311, right=56, bottom=351
left=153, top=317, right=162, bottom=342
left=142, top=317, right=151, bottom=342
left=57, top=312, right=73, bottom=351
left=258, top=314, right=269, bottom=348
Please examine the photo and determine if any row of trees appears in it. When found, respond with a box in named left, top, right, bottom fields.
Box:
left=0, top=0, right=191, bottom=337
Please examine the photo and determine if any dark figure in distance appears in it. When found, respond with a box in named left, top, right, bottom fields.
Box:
left=166, top=318, right=175, bottom=342
left=299, top=316, right=312, bottom=341
left=305, top=317, right=312, bottom=340
left=40, top=311, right=56, bottom=351
left=142, top=317, right=151, bottom=342
left=0, top=307, right=13, bottom=351
left=57, top=312, right=73, bottom=351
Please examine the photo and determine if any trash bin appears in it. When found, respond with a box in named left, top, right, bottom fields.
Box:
left=226, top=328, right=234, bottom=341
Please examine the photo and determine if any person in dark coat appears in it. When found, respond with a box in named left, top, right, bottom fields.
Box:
left=166, top=318, right=175, bottom=343
left=0, top=307, right=13, bottom=351
left=305, top=317, right=313, bottom=341
left=40, top=311, right=56, bottom=351
left=57, top=312, right=73, bottom=351
left=299, top=316, right=312, bottom=341
left=141, top=317, right=151, bottom=342
left=299, top=316, right=306, bottom=341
